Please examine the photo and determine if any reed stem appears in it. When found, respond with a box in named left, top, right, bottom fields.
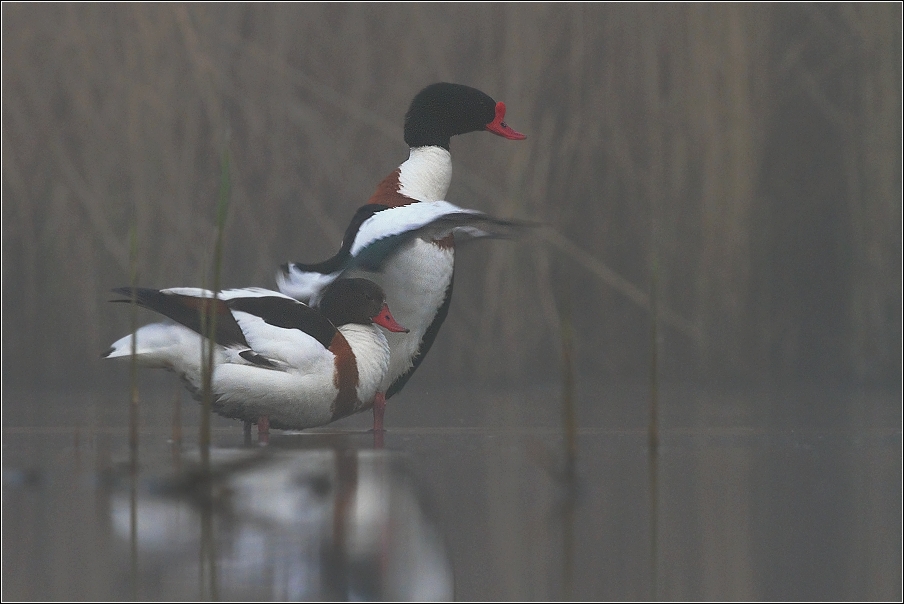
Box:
left=127, top=218, right=140, bottom=597
left=200, top=141, right=231, bottom=468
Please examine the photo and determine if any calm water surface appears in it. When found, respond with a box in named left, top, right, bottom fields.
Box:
left=2, top=383, right=901, bottom=600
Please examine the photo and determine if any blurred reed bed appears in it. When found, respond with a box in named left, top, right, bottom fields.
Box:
left=2, top=3, right=900, bottom=391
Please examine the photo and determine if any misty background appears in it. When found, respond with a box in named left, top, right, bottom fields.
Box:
left=2, top=3, right=901, bottom=393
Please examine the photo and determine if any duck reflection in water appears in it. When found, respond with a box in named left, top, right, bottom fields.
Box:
left=109, top=443, right=453, bottom=601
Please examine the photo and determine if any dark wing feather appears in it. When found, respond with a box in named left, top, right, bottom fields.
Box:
left=238, top=350, right=279, bottom=368
left=111, top=287, right=249, bottom=349
left=279, top=204, right=389, bottom=277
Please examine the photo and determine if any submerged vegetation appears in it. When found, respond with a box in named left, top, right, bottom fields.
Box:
left=2, top=4, right=900, bottom=389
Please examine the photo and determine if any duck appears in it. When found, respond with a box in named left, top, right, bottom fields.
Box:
left=103, top=278, right=408, bottom=435
left=277, top=83, right=525, bottom=430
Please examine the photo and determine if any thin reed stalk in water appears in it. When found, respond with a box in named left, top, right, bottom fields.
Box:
left=171, top=390, right=182, bottom=470
left=558, top=291, right=577, bottom=600
left=648, top=253, right=660, bottom=454
left=648, top=206, right=660, bottom=598
left=200, top=144, right=231, bottom=466
left=128, top=222, right=140, bottom=464
left=648, top=436, right=659, bottom=599
left=127, top=220, right=140, bottom=597
left=200, top=503, right=219, bottom=601
left=559, top=292, right=577, bottom=482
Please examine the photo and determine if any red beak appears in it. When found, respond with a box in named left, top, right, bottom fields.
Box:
left=485, top=101, right=526, bottom=140
left=372, top=303, right=409, bottom=333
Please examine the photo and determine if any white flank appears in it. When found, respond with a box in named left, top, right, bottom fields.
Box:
left=346, top=238, right=454, bottom=392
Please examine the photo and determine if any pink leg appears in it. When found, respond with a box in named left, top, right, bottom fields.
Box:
left=372, top=392, right=386, bottom=448
left=372, top=391, right=386, bottom=432
left=258, top=415, right=270, bottom=446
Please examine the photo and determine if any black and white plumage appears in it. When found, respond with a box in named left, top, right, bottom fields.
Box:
left=278, top=200, right=528, bottom=304
left=103, top=279, right=407, bottom=431
left=277, top=83, right=526, bottom=411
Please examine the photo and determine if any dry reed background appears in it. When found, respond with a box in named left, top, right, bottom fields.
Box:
left=2, top=4, right=901, bottom=391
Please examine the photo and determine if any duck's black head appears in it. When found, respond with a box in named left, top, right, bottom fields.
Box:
left=319, top=279, right=407, bottom=333
left=404, top=82, right=525, bottom=150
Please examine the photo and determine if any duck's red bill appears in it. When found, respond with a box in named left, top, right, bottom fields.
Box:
left=373, top=304, right=409, bottom=333
left=485, top=101, right=526, bottom=140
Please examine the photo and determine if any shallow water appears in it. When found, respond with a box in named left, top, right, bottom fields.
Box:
left=2, top=383, right=901, bottom=600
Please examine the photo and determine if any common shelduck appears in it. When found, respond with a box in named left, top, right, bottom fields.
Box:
left=277, top=83, right=525, bottom=430
left=103, top=279, right=408, bottom=434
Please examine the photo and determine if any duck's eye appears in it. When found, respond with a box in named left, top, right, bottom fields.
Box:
left=500, top=121, right=507, bottom=128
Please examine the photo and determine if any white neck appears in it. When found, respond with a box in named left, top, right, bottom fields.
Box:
left=397, top=146, right=452, bottom=202
left=338, top=323, right=391, bottom=403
